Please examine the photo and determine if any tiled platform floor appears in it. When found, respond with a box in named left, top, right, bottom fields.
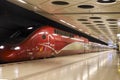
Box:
left=0, top=50, right=119, bottom=80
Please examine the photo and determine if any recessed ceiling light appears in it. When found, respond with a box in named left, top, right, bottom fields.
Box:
left=108, top=22, right=116, bottom=24
left=98, top=26, right=106, bottom=28
left=82, top=22, right=91, bottom=24
left=77, top=19, right=88, bottom=21
left=106, top=19, right=117, bottom=21
left=110, top=28, right=117, bottom=29
left=85, top=32, right=89, bottom=34
left=78, top=5, right=94, bottom=9
left=60, top=20, right=76, bottom=28
left=118, top=21, right=120, bottom=26
left=97, top=0, right=116, bottom=3
left=86, top=25, right=94, bottom=27
left=110, top=27, right=117, bottom=28
left=79, top=29, right=83, bottom=31
left=89, top=17, right=101, bottom=19
left=93, top=21, right=103, bottom=23
left=33, top=6, right=39, bottom=11
left=99, top=27, right=105, bottom=28
left=109, top=25, right=117, bottom=27
left=117, top=34, right=120, bottom=37
left=52, top=1, right=69, bottom=5
left=18, top=0, right=27, bottom=4
left=96, top=24, right=105, bottom=25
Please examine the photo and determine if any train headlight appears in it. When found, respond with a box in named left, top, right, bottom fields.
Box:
left=14, top=46, right=21, bottom=50
left=0, top=45, right=5, bottom=49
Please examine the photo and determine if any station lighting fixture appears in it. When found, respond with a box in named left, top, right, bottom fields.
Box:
left=17, top=0, right=27, bottom=4
left=106, top=19, right=118, bottom=21
left=0, top=45, right=4, bottom=49
left=117, top=21, right=120, bottom=26
left=97, top=0, right=116, bottom=3
left=51, top=1, right=69, bottom=5
left=117, top=34, right=120, bottom=37
left=27, top=27, right=33, bottom=30
left=77, top=19, right=88, bottom=21
left=85, top=32, right=89, bottom=35
left=79, top=29, right=82, bottom=31
left=60, top=20, right=76, bottom=28
left=78, top=5, right=94, bottom=9
left=90, top=17, right=101, bottom=19
left=33, top=6, right=39, bottom=12
left=82, top=22, right=91, bottom=24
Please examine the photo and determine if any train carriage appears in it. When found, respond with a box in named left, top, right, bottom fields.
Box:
left=0, top=26, right=110, bottom=63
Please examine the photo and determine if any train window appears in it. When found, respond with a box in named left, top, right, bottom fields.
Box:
left=58, top=30, right=62, bottom=35
left=42, top=34, right=46, bottom=39
left=54, top=29, right=74, bottom=38
left=59, top=30, right=61, bottom=35
left=72, top=34, right=74, bottom=37
left=68, top=33, right=70, bottom=37
left=62, top=31, right=65, bottom=35
left=70, top=33, right=74, bottom=37
left=54, top=29, right=57, bottom=34
left=64, top=32, right=66, bottom=36
left=69, top=33, right=71, bottom=37
left=66, top=33, right=68, bottom=36
left=56, top=29, right=60, bottom=34
left=60, top=30, right=63, bottom=35
left=56, top=29, right=58, bottom=34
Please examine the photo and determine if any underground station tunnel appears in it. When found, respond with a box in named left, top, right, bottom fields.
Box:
left=0, top=0, right=120, bottom=80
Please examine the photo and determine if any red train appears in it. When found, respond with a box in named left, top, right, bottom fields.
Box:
left=0, top=26, right=110, bottom=63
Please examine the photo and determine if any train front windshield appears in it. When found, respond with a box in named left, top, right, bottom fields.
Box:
left=5, top=28, right=37, bottom=45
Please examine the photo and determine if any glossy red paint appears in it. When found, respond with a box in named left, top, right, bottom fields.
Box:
left=0, top=26, right=110, bottom=63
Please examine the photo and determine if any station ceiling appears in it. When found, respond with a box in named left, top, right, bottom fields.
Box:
left=1, top=0, right=119, bottom=45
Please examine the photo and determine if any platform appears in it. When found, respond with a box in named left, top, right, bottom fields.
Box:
left=0, top=50, right=119, bottom=80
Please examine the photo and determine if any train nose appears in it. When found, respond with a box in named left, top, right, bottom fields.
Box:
left=0, top=50, right=17, bottom=63
left=0, top=53, right=7, bottom=63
